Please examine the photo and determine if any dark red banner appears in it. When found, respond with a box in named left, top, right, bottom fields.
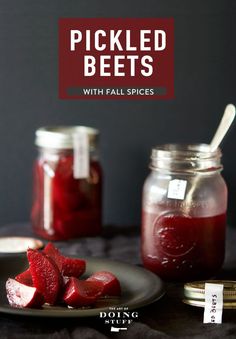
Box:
left=59, top=18, right=174, bottom=100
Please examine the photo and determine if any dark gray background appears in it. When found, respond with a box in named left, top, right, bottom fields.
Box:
left=0, top=0, right=235, bottom=227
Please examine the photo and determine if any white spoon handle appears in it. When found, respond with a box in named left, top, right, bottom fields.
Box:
left=210, top=104, right=236, bottom=152
left=184, top=103, right=235, bottom=215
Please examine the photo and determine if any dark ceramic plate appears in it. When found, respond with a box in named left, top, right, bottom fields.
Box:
left=0, top=256, right=164, bottom=317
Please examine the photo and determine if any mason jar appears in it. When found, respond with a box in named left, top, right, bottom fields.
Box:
left=31, top=126, right=102, bottom=240
left=141, top=144, right=227, bottom=281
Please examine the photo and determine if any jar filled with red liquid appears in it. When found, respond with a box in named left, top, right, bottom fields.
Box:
left=141, top=144, right=227, bottom=281
left=31, top=126, right=102, bottom=240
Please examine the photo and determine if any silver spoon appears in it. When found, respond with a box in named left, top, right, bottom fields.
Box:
left=209, top=104, right=236, bottom=152
left=184, top=104, right=235, bottom=213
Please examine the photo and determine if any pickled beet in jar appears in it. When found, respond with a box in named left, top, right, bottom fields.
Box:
left=141, top=144, right=227, bottom=281
left=31, top=126, right=102, bottom=240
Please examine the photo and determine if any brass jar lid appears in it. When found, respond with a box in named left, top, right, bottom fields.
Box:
left=183, top=280, right=236, bottom=309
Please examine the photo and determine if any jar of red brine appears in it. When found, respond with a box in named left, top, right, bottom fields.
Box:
left=141, top=144, right=227, bottom=281
left=31, top=126, right=102, bottom=240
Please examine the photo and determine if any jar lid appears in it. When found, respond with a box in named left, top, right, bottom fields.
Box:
left=35, top=126, right=99, bottom=150
left=183, top=280, right=236, bottom=309
left=0, top=237, right=44, bottom=253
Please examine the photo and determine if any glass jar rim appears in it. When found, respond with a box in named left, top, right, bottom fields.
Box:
left=150, top=143, right=222, bottom=173
left=35, top=126, right=99, bottom=150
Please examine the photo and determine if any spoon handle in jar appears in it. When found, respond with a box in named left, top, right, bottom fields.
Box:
left=210, top=104, right=235, bottom=152
left=184, top=104, right=235, bottom=215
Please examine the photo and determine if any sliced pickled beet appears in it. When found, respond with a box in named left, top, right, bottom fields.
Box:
left=53, top=178, right=86, bottom=214
left=6, top=278, right=44, bottom=308
left=27, top=249, right=62, bottom=305
left=63, top=277, right=103, bottom=308
left=61, top=256, right=86, bottom=278
left=43, top=243, right=63, bottom=271
left=53, top=187, right=83, bottom=212
left=55, top=155, right=74, bottom=181
left=87, top=271, right=121, bottom=296
left=43, top=242, right=86, bottom=277
left=32, top=155, right=102, bottom=241
left=53, top=156, right=87, bottom=204
left=15, top=268, right=33, bottom=286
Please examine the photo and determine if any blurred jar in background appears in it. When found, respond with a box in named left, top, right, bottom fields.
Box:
left=141, top=144, right=227, bottom=281
left=31, top=126, right=102, bottom=240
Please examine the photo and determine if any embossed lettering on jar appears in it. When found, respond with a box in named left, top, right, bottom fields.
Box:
left=31, top=126, right=102, bottom=241
left=141, top=144, right=227, bottom=281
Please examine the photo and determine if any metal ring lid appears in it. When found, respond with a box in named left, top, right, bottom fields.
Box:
left=183, top=280, right=236, bottom=309
left=35, top=126, right=99, bottom=150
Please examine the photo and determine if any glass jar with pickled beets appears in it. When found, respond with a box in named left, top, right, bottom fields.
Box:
left=31, top=126, right=102, bottom=240
left=141, top=144, right=227, bottom=281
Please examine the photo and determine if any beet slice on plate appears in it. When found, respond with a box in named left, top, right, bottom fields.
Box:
left=6, top=278, right=44, bottom=308
left=63, top=277, right=103, bottom=308
left=44, top=242, right=86, bottom=278
left=15, top=268, right=33, bottom=286
left=87, top=271, right=121, bottom=296
left=27, top=249, right=62, bottom=305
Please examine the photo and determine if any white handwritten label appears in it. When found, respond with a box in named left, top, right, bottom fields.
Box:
left=203, top=283, right=223, bottom=324
left=73, top=131, right=89, bottom=179
left=167, top=179, right=187, bottom=200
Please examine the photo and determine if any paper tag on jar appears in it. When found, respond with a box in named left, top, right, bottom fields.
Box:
left=73, top=131, right=89, bottom=179
left=203, top=283, right=223, bottom=324
left=167, top=179, right=187, bottom=200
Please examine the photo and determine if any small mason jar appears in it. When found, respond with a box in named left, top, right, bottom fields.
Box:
left=141, top=144, right=227, bottom=281
left=31, top=126, right=102, bottom=240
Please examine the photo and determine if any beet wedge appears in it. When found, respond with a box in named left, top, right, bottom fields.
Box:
left=15, top=268, right=33, bottom=286
left=63, top=277, right=103, bottom=308
left=87, top=271, right=121, bottom=296
left=6, top=278, right=44, bottom=308
left=44, top=242, right=86, bottom=278
left=27, top=249, right=62, bottom=305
